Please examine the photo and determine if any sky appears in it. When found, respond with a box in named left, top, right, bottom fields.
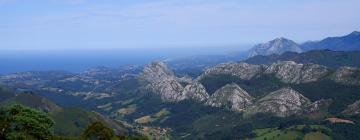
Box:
left=1, top=0, right=360, bottom=50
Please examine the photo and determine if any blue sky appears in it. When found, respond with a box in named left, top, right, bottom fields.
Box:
left=1, top=0, right=359, bottom=50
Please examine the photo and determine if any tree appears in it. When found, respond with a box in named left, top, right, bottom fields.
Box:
left=81, top=121, right=115, bottom=140
left=0, top=104, right=55, bottom=140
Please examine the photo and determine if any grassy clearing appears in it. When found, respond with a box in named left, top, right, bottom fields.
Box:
left=117, top=104, right=137, bottom=116
left=253, top=125, right=331, bottom=140
left=304, top=132, right=331, bottom=140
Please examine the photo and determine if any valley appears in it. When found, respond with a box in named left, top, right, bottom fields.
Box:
left=1, top=31, right=360, bottom=140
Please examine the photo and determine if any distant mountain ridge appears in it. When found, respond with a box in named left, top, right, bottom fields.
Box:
left=301, top=31, right=360, bottom=51
left=246, top=31, right=360, bottom=58
left=244, top=49, right=360, bottom=68
left=248, top=37, right=302, bottom=57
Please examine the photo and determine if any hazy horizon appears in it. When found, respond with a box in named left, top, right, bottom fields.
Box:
left=1, top=0, right=360, bottom=73
left=0, top=45, right=251, bottom=74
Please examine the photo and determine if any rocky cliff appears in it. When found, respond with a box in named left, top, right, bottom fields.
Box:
left=141, top=61, right=210, bottom=102
left=140, top=61, right=186, bottom=102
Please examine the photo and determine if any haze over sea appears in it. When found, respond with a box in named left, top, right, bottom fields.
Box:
left=0, top=45, right=248, bottom=74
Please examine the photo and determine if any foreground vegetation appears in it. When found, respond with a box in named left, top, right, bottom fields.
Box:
left=0, top=104, right=148, bottom=140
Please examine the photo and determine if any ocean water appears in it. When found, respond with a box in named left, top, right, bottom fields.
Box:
left=0, top=46, right=249, bottom=74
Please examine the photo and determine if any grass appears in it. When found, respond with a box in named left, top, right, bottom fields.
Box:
left=134, top=108, right=171, bottom=124
left=253, top=128, right=303, bottom=140
left=253, top=125, right=332, bottom=140
left=117, top=104, right=137, bottom=116
left=135, top=115, right=154, bottom=124
left=154, top=108, right=170, bottom=118
left=304, top=132, right=331, bottom=140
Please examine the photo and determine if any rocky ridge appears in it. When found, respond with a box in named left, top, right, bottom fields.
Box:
left=140, top=61, right=349, bottom=117
left=246, top=87, right=312, bottom=117
left=206, top=83, right=254, bottom=112
left=264, top=61, right=329, bottom=83
left=197, top=62, right=264, bottom=81
left=332, top=66, right=360, bottom=86
left=199, top=60, right=360, bottom=85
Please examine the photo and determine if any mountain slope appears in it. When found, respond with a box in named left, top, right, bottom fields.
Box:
left=0, top=93, right=131, bottom=137
left=342, top=100, right=360, bottom=115
left=0, top=86, right=14, bottom=102
left=248, top=37, right=302, bottom=57
left=2, top=93, right=63, bottom=113
left=301, top=31, right=360, bottom=51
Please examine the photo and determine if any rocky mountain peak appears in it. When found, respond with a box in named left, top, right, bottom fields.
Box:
left=140, top=61, right=213, bottom=102
left=350, top=31, right=360, bottom=36
left=246, top=87, right=311, bottom=117
left=259, top=87, right=311, bottom=106
left=140, top=61, right=186, bottom=102
left=206, top=83, right=254, bottom=112
left=248, top=38, right=302, bottom=57
left=142, top=61, right=174, bottom=81
left=271, top=37, right=295, bottom=45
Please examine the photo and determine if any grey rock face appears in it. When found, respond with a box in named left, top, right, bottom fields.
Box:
left=198, top=61, right=329, bottom=84
left=248, top=38, right=302, bottom=57
left=182, top=82, right=210, bottom=102
left=141, top=61, right=211, bottom=102
left=305, top=99, right=332, bottom=115
left=140, top=61, right=186, bottom=102
left=342, top=100, right=360, bottom=115
left=197, top=62, right=264, bottom=81
left=246, top=87, right=311, bottom=117
left=332, top=66, right=360, bottom=86
left=206, top=83, right=254, bottom=112
left=264, top=61, right=328, bottom=84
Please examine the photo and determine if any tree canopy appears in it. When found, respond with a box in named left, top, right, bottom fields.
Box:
left=0, top=104, right=55, bottom=140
